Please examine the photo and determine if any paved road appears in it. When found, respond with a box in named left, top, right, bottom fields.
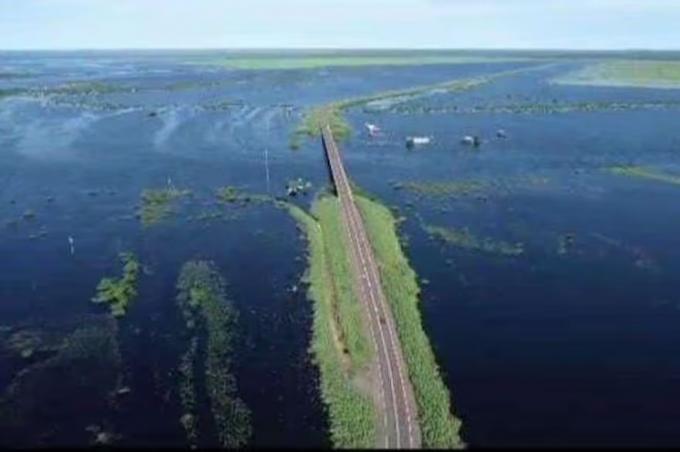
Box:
left=321, top=125, right=422, bottom=449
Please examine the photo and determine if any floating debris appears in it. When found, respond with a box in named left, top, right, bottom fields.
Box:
left=496, top=129, right=508, bottom=139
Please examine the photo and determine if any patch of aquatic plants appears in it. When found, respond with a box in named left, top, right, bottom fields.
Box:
left=386, top=100, right=680, bottom=116
left=46, top=97, right=144, bottom=112
left=176, top=261, right=251, bottom=448
left=391, top=180, right=489, bottom=198
left=355, top=195, right=464, bottom=448
left=282, top=200, right=376, bottom=448
left=3, top=329, right=63, bottom=360
left=0, top=88, right=27, bottom=99
left=423, top=223, right=524, bottom=257
left=0, top=318, right=122, bottom=447
left=138, top=187, right=192, bottom=227
left=199, top=99, right=246, bottom=112
left=392, top=176, right=550, bottom=202
left=0, top=72, right=33, bottom=79
left=29, top=81, right=138, bottom=97
left=91, top=252, right=141, bottom=318
left=215, top=186, right=272, bottom=206
left=609, top=165, right=680, bottom=186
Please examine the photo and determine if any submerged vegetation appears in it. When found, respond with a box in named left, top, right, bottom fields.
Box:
left=392, top=180, right=488, bottom=198
left=423, top=223, right=524, bottom=257
left=176, top=261, right=251, bottom=448
left=554, top=60, right=680, bottom=89
left=138, top=187, right=191, bottom=227
left=0, top=318, right=122, bottom=447
left=215, top=186, right=272, bottom=206
left=91, top=252, right=141, bottom=318
left=355, top=195, right=464, bottom=448
left=282, top=200, right=376, bottom=448
left=609, top=165, right=680, bottom=186
left=388, top=99, right=680, bottom=116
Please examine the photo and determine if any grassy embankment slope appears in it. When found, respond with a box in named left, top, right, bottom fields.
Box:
left=355, top=195, right=464, bottom=448
left=283, top=192, right=463, bottom=448
left=554, top=60, right=680, bottom=89
left=282, top=199, right=376, bottom=448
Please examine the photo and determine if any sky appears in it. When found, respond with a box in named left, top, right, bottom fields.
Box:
left=1, top=0, right=679, bottom=50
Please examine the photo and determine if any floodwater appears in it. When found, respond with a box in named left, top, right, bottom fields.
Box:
left=2, top=50, right=680, bottom=447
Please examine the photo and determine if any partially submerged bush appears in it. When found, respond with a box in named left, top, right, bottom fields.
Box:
left=92, top=252, right=141, bottom=318
left=138, top=187, right=191, bottom=227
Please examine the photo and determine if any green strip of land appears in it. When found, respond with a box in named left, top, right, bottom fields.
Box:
left=355, top=195, right=464, bottom=448
left=189, top=54, right=531, bottom=71
left=282, top=200, right=376, bottom=448
left=554, top=60, right=680, bottom=89
left=609, top=165, right=680, bottom=185
left=283, top=191, right=464, bottom=448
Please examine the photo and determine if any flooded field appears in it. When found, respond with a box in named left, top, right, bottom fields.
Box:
left=2, top=50, right=680, bottom=447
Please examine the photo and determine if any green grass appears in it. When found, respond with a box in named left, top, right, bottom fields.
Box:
left=355, top=195, right=464, bottom=448
left=138, top=187, right=192, bottom=227
left=423, top=224, right=524, bottom=257
left=555, top=60, right=680, bottom=89
left=91, top=252, right=141, bottom=318
left=189, top=53, right=532, bottom=70
left=609, top=165, right=680, bottom=185
left=176, top=260, right=251, bottom=448
left=313, top=197, right=374, bottom=370
left=281, top=200, right=376, bottom=448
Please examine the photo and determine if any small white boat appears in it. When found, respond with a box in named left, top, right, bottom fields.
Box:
left=365, top=123, right=382, bottom=136
left=406, top=136, right=431, bottom=147
left=461, top=135, right=481, bottom=147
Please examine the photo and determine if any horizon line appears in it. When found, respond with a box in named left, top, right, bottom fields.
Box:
left=1, top=46, right=680, bottom=53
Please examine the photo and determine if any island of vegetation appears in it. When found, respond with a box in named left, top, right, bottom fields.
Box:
left=554, top=60, right=680, bottom=89
left=176, top=260, right=251, bottom=449
left=138, top=187, right=192, bottom=227
left=423, top=223, right=525, bottom=257
left=91, top=252, right=141, bottom=318
left=283, top=192, right=463, bottom=448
